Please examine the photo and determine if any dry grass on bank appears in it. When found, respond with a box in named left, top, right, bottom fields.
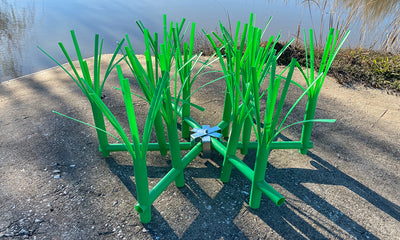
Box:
left=281, top=45, right=400, bottom=93
left=194, top=38, right=400, bottom=94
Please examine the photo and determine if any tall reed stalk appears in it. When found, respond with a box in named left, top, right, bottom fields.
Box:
left=38, top=31, right=125, bottom=157
left=297, top=28, right=349, bottom=154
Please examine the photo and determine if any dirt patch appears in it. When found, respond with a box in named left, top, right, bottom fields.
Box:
left=0, top=55, right=399, bottom=239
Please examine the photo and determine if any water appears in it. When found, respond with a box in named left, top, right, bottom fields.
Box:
left=0, top=0, right=395, bottom=82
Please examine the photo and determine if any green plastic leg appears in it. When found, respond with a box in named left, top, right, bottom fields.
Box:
left=166, top=120, right=185, bottom=187
left=240, top=116, right=252, bottom=155
left=133, top=160, right=151, bottom=223
left=139, top=208, right=151, bottom=224
left=221, top=90, right=232, bottom=137
left=181, top=90, right=191, bottom=139
left=90, top=102, right=110, bottom=157
left=300, top=97, right=318, bottom=154
left=220, top=120, right=243, bottom=183
left=249, top=143, right=271, bottom=209
left=154, top=113, right=168, bottom=156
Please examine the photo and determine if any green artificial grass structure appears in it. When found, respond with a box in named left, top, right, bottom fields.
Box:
left=39, top=14, right=348, bottom=223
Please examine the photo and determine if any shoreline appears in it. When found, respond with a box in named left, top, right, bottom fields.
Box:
left=1, top=55, right=400, bottom=238
left=4, top=46, right=400, bottom=95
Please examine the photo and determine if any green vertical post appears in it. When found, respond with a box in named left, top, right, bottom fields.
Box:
left=221, top=90, right=232, bottom=137
left=220, top=119, right=243, bottom=182
left=300, top=96, right=318, bottom=154
left=181, top=21, right=195, bottom=138
left=90, top=102, right=110, bottom=157
left=133, top=158, right=152, bottom=223
left=166, top=120, right=185, bottom=187
left=249, top=141, right=271, bottom=209
left=181, top=85, right=191, bottom=138
left=241, top=116, right=252, bottom=155
left=154, top=112, right=168, bottom=156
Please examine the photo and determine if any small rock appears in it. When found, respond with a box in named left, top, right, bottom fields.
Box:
left=34, top=218, right=41, bottom=223
left=51, top=163, right=59, bottom=167
left=54, top=174, right=61, bottom=179
left=142, top=228, right=147, bottom=233
left=53, top=169, right=61, bottom=173
left=113, top=201, right=118, bottom=206
left=70, top=164, right=76, bottom=168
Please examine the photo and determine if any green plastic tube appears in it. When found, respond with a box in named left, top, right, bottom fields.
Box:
left=249, top=142, right=271, bottom=209
left=181, top=86, right=191, bottom=138
left=213, top=140, right=313, bottom=151
left=105, top=142, right=193, bottom=152
left=220, top=120, right=243, bottom=182
left=90, top=102, right=110, bottom=157
left=154, top=112, right=168, bottom=156
left=228, top=156, right=284, bottom=206
left=183, top=116, right=201, bottom=129
left=300, top=96, right=318, bottom=154
left=221, top=91, right=232, bottom=137
left=240, top=116, right=252, bottom=155
left=133, top=159, right=151, bottom=223
left=211, top=139, right=285, bottom=206
left=148, top=142, right=202, bottom=203
left=256, top=181, right=285, bottom=206
left=211, top=138, right=227, bottom=156
left=228, top=156, right=254, bottom=180
left=166, top=120, right=185, bottom=187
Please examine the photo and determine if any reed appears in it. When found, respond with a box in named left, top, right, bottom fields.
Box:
left=205, top=14, right=338, bottom=208
left=296, top=28, right=349, bottom=154
left=302, top=0, right=400, bottom=52
left=115, top=15, right=217, bottom=221
left=38, top=31, right=125, bottom=156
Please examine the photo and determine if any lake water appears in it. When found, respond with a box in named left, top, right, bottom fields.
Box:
left=0, top=0, right=393, bottom=82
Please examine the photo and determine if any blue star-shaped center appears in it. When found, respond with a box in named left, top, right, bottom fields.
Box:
left=191, top=125, right=222, bottom=154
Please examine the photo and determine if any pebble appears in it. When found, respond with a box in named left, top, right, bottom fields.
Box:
left=53, top=170, right=61, bottom=174
left=113, top=201, right=118, bottom=206
left=70, top=164, right=76, bottom=167
left=54, top=174, right=61, bottom=179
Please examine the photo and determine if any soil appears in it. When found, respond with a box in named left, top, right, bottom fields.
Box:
left=0, top=55, right=399, bottom=239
